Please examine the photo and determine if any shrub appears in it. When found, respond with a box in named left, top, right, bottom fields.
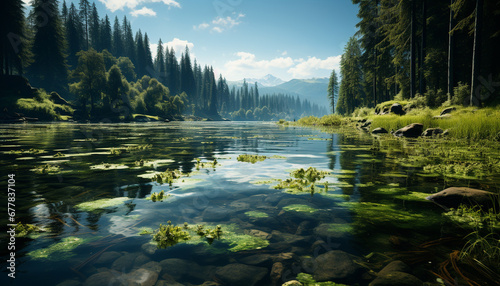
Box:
left=451, top=82, right=470, bottom=106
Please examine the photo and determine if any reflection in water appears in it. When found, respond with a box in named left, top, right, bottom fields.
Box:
left=0, top=122, right=497, bottom=285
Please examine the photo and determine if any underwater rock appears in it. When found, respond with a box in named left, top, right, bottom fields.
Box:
left=313, top=223, right=353, bottom=239
left=282, top=280, right=303, bottom=286
left=202, top=206, right=229, bottom=221
left=239, top=254, right=273, bottom=266
left=393, top=123, right=423, bottom=138
left=390, top=103, right=405, bottom=115
left=133, top=254, right=151, bottom=269
left=377, top=261, right=411, bottom=276
left=245, top=229, right=271, bottom=240
left=160, top=258, right=215, bottom=282
left=426, top=187, right=499, bottom=210
left=271, top=230, right=307, bottom=246
left=215, top=263, right=268, bottom=286
left=369, top=271, right=423, bottom=286
left=421, top=128, right=444, bottom=137
left=111, top=253, right=137, bottom=272
left=372, top=127, right=389, bottom=134
left=312, top=250, right=361, bottom=282
left=84, top=271, right=121, bottom=286
left=56, top=280, right=82, bottom=286
left=141, top=242, right=157, bottom=255
left=125, top=268, right=158, bottom=286
left=94, top=251, right=121, bottom=266
left=271, top=262, right=285, bottom=285
left=158, top=274, right=185, bottom=286
left=140, top=261, right=162, bottom=274
left=295, top=221, right=313, bottom=235
left=273, top=252, right=297, bottom=263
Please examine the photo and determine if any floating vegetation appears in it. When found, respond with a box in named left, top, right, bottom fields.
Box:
left=308, top=137, right=332, bottom=141
left=151, top=169, right=183, bottom=186
left=245, top=211, right=269, bottom=218
left=148, top=190, right=171, bottom=202
left=283, top=204, right=318, bottom=213
left=74, top=197, right=130, bottom=212
left=15, top=223, right=42, bottom=237
left=109, top=144, right=152, bottom=155
left=274, top=167, right=330, bottom=195
left=138, top=228, right=154, bottom=235
left=195, top=158, right=219, bottom=170
left=52, top=152, right=66, bottom=157
left=90, top=163, right=129, bottom=170
left=443, top=205, right=500, bottom=230
left=237, top=154, right=267, bottom=163
left=31, top=164, right=61, bottom=174
left=152, top=221, right=191, bottom=249
left=27, top=236, right=96, bottom=261
left=109, top=148, right=123, bottom=155
left=8, top=148, right=45, bottom=155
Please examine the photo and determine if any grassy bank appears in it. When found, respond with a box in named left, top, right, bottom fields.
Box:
left=280, top=105, right=500, bottom=141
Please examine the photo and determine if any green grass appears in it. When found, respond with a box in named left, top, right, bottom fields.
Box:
left=367, top=106, right=500, bottom=140
left=2, top=90, right=74, bottom=121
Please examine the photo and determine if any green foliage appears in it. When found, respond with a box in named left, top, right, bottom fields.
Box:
left=74, top=197, right=129, bottom=212
left=297, top=273, right=348, bottom=286
left=237, top=154, right=267, bottom=164
left=27, top=236, right=97, bottom=261
left=152, top=169, right=183, bottom=186
left=275, top=167, right=329, bottom=195
left=444, top=206, right=500, bottom=230
left=32, top=164, right=61, bottom=174
left=16, top=90, right=74, bottom=120
left=15, top=223, right=41, bottom=237
left=152, top=221, right=191, bottom=249
left=148, top=190, right=171, bottom=202
left=451, top=82, right=470, bottom=106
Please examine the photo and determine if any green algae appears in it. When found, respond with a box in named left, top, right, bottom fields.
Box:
left=152, top=169, right=183, bottom=185
left=15, top=223, right=42, bottom=237
left=245, top=211, right=269, bottom=218
left=297, top=273, right=348, bottom=286
left=195, top=158, right=219, bottom=170
left=75, top=197, right=130, bottom=212
left=283, top=204, right=318, bottom=213
left=152, top=221, right=191, bottom=248
left=237, top=154, right=268, bottom=163
left=8, top=148, right=45, bottom=155
left=27, top=236, right=97, bottom=261
left=90, top=163, right=129, bottom=170
left=31, top=164, right=61, bottom=174
left=147, top=190, right=171, bottom=202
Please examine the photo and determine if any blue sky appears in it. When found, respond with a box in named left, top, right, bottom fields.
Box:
left=45, top=0, right=359, bottom=81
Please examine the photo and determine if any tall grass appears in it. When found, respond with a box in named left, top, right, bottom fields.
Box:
left=296, top=114, right=344, bottom=126
left=16, top=90, right=74, bottom=120
left=368, top=107, right=500, bottom=140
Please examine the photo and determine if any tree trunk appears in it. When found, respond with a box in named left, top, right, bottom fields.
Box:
left=419, top=0, right=426, bottom=95
left=447, top=0, right=455, bottom=100
left=470, top=0, right=483, bottom=106
left=410, top=0, right=416, bottom=98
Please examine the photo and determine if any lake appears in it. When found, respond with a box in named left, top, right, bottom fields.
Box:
left=0, top=122, right=498, bottom=285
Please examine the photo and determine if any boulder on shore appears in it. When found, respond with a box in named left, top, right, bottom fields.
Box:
left=421, top=128, right=444, bottom=137
left=393, top=123, right=423, bottom=138
left=372, top=127, right=389, bottom=134
left=390, top=103, right=406, bottom=115
left=426, top=187, right=499, bottom=210
left=440, top=107, right=456, bottom=116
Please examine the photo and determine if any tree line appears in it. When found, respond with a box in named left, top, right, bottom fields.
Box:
left=1, top=0, right=326, bottom=121
left=332, top=0, right=500, bottom=115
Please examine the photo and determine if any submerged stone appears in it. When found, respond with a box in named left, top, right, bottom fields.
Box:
left=215, top=263, right=268, bottom=286
left=369, top=271, right=423, bottom=286
left=312, top=250, right=361, bottom=282
left=393, top=123, right=423, bottom=138
left=426, top=187, right=499, bottom=210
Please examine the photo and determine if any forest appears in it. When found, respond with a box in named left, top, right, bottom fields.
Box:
left=0, top=0, right=326, bottom=122
left=334, top=0, right=500, bottom=115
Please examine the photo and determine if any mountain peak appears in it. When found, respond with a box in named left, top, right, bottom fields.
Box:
left=243, top=74, right=285, bottom=87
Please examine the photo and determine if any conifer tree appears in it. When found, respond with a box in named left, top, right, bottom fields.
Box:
left=112, top=16, right=123, bottom=57
left=1, top=0, right=30, bottom=76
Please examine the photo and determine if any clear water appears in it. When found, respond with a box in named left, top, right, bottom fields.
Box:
left=0, top=122, right=494, bottom=285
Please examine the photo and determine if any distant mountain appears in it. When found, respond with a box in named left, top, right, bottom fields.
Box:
left=228, top=75, right=329, bottom=107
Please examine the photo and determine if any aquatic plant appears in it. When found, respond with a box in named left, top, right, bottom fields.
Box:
left=53, top=152, right=65, bottom=157
left=245, top=211, right=269, bottom=218
left=90, top=163, right=128, bottom=170
left=195, top=158, right=219, bottom=170
left=74, top=197, right=129, bottom=212
left=8, top=148, right=45, bottom=155
left=148, top=190, right=171, bottom=202
left=32, top=164, right=61, bottom=174
left=237, top=154, right=267, bottom=164
left=152, top=221, right=191, bottom=248
left=27, top=236, right=96, bottom=261
left=138, top=228, right=153, bottom=235
left=109, top=148, right=123, bottom=155
left=152, top=169, right=183, bottom=185
left=444, top=205, right=500, bottom=230
left=296, top=273, right=348, bottom=286
left=283, top=204, right=318, bottom=213
left=15, top=223, right=41, bottom=237
left=274, top=167, right=330, bottom=195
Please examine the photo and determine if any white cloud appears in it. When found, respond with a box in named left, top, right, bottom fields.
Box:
left=130, top=6, right=156, bottom=17
left=224, top=52, right=294, bottom=79
left=287, top=56, right=341, bottom=78
left=194, top=13, right=245, bottom=33
left=99, top=0, right=180, bottom=13
left=281, top=51, right=288, bottom=56
left=150, top=38, right=194, bottom=60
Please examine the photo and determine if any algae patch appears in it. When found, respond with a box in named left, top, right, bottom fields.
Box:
left=245, top=211, right=269, bottom=218
left=27, top=236, right=97, bottom=261
left=75, top=197, right=130, bottom=212
left=283, top=204, right=318, bottom=213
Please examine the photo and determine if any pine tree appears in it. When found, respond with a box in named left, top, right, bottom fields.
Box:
left=66, top=2, right=84, bottom=68
left=112, top=16, right=123, bottom=57
left=89, top=2, right=100, bottom=50
left=135, top=30, right=146, bottom=77
left=61, top=0, right=68, bottom=24
left=79, top=0, right=91, bottom=50
left=100, top=15, right=112, bottom=52
left=180, top=46, right=196, bottom=102
left=1, top=0, right=30, bottom=76
left=337, top=37, right=362, bottom=115
left=327, top=69, right=339, bottom=114
left=30, top=0, right=68, bottom=93
left=155, top=38, right=166, bottom=82
left=122, top=16, right=135, bottom=63
left=143, top=33, right=154, bottom=76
